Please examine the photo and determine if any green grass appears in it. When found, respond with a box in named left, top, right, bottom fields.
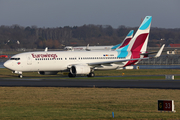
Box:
left=0, top=87, right=179, bottom=120
left=1, top=68, right=180, bottom=119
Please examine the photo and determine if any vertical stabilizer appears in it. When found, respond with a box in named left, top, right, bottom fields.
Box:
left=127, top=16, right=152, bottom=53
left=112, top=30, right=133, bottom=50
left=116, top=16, right=152, bottom=66
left=117, top=30, right=134, bottom=49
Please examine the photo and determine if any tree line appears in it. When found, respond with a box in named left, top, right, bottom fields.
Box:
left=0, top=24, right=180, bottom=49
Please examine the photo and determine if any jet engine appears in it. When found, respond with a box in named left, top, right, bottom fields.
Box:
left=38, top=71, right=58, bottom=75
left=70, top=65, right=91, bottom=75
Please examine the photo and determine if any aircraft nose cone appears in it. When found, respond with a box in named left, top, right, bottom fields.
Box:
left=3, top=61, right=11, bottom=69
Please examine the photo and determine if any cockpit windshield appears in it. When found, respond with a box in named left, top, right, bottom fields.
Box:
left=10, top=58, right=20, bottom=60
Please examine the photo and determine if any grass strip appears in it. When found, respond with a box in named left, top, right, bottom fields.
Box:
left=0, top=87, right=179, bottom=120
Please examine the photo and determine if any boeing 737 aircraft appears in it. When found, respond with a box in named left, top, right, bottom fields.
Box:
left=3, top=16, right=164, bottom=78
left=64, top=45, right=113, bottom=51
left=64, top=30, right=134, bottom=51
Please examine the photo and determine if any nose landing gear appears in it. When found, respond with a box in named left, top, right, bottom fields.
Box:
left=12, top=71, right=23, bottom=78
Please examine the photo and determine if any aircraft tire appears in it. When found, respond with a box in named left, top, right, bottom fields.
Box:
left=19, top=74, right=23, bottom=78
left=87, top=72, right=95, bottom=77
left=68, top=73, right=76, bottom=77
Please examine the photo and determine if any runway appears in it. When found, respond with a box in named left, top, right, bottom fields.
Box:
left=1, top=78, right=180, bottom=89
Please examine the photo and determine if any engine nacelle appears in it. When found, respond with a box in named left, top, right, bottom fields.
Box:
left=38, top=71, right=58, bottom=75
left=70, top=65, right=91, bottom=75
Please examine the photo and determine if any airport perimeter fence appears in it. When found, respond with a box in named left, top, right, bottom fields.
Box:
left=139, top=55, right=180, bottom=65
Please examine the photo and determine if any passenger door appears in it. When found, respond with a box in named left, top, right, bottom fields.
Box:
left=27, top=55, right=32, bottom=65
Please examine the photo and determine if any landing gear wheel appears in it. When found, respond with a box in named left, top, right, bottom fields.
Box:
left=19, top=74, right=23, bottom=78
left=87, top=72, right=95, bottom=77
left=68, top=73, right=76, bottom=77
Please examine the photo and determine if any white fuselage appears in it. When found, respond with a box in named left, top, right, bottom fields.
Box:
left=64, top=46, right=114, bottom=51
left=4, top=51, right=129, bottom=72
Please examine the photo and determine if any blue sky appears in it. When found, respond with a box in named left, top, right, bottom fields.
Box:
left=0, top=0, right=179, bottom=28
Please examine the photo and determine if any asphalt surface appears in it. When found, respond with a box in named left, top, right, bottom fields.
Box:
left=1, top=78, right=180, bottom=89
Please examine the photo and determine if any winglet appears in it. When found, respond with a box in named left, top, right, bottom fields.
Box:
left=154, top=44, right=165, bottom=58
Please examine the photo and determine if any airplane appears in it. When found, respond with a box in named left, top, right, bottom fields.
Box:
left=64, top=30, right=134, bottom=51
left=3, top=16, right=164, bottom=78
left=64, top=45, right=114, bottom=51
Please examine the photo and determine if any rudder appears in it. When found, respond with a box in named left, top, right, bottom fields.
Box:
left=127, top=16, right=152, bottom=53
left=118, top=30, right=134, bottom=49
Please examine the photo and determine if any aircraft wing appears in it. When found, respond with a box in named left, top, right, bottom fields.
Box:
left=88, top=57, right=150, bottom=67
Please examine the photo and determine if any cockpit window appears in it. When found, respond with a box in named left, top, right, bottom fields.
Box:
left=10, top=58, right=20, bottom=60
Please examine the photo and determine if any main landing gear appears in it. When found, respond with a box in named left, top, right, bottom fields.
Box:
left=68, top=73, right=76, bottom=77
left=68, top=72, right=95, bottom=77
left=87, top=72, right=95, bottom=77
left=18, top=74, right=23, bottom=78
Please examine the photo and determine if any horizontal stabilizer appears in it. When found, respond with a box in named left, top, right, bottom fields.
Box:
left=140, top=52, right=158, bottom=56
